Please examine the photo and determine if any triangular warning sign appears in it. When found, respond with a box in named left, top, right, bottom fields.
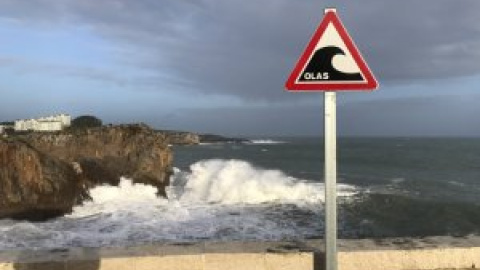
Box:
left=285, top=10, right=378, bottom=91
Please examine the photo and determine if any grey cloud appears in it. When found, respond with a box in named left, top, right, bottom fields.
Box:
left=0, top=56, right=129, bottom=86
left=338, top=1, right=480, bottom=82
left=0, top=56, right=17, bottom=66
left=155, top=103, right=324, bottom=137
left=156, top=94, right=480, bottom=137
left=338, top=95, right=480, bottom=137
left=60, top=66, right=129, bottom=86
left=0, top=1, right=480, bottom=100
left=0, top=0, right=66, bottom=24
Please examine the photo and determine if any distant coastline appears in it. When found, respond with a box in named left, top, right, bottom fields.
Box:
left=155, top=129, right=250, bottom=145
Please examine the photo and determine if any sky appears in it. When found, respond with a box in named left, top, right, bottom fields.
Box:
left=0, top=0, right=480, bottom=137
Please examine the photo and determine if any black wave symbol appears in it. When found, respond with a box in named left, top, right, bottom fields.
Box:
left=300, top=46, right=363, bottom=81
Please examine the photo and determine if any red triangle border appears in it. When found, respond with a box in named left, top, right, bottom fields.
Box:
left=285, top=11, right=378, bottom=91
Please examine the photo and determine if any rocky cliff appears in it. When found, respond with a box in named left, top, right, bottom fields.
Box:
left=21, top=124, right=173, bottom=195
left=157, top=130, right=200, bottom=145
left=0, top=124, right=173, bottom=220
left=198, top=134, right=249, bottom=144
left=0, top=138, right=86, bottom=220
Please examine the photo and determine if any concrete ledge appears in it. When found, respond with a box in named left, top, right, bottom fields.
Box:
left=339, top=248, right=479, bottom=270
left=1, top=236, right=479, bottom=270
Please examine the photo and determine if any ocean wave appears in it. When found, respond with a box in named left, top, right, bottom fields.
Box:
left=175, top=159, right=357, bottom=205
left=0, top=160, right=358, bottom=249
left=70, top=179, right=169, bottom=219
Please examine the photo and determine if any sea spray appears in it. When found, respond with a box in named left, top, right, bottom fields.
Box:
left=178, top=159, right=356, bottom=205
left=0, top=159, right=357, bottom=249
left=70, top=179, right=168, bottom=218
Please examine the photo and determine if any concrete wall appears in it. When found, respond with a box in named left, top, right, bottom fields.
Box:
left=1, top=236, right=479, bottom=270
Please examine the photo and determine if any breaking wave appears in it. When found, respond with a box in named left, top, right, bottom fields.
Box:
left=0, top=159, right=357, bottom=250
left=176, top=159, right=356, bottom=205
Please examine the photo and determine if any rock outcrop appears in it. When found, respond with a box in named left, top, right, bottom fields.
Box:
left=157, top=130, right=200, bottom=145
left=0, top=124, right=173, bottom=220
left=0, top=139, right=86, bottom=220
left=198, top=134, right=249, bottom=144
left=154, top=130, right=249, bottom=145
left=20, top=124, right=173, bottom=196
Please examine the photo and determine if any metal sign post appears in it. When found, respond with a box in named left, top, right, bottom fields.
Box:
left=324, top=91, right=337, bottom=270
left=284, top=7, right=378, bottom=270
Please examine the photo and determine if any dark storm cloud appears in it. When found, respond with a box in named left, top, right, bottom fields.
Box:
left=1, top=0, right=480, bottom=100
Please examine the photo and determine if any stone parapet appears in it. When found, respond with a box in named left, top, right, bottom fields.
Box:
left=1, top=237, right=480, bottom=270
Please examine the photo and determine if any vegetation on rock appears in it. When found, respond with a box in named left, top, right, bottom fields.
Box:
left=71, top=115, right=102, bottom=129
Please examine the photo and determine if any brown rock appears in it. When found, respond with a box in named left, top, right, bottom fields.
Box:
left=160, top=131, right=200, bottom=145
left=21, top=124, right=173, bottom=197
left=0, top=124, right=173, bottom=220
left=0, top=138, right=86, bottom=220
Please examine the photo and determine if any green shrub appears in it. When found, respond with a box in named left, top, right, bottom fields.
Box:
left=71, top=115, right=102, bottom=129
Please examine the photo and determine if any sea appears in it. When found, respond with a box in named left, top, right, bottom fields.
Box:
left=1, top=137, right=480, bottom=250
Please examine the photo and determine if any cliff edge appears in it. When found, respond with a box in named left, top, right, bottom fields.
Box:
left=0, top=124, right=173, bottom=220
left=0, top=138, right=86, bottom=220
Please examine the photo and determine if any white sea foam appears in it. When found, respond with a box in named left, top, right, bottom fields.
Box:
left=179, top=159, right=355, bottom=205
left=69, top=179, right=168, bottom=218
left=0, top=159, right=357, bottom=250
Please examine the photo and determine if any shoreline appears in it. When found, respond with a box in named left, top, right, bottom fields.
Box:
left=1, top=236, right=479, bottom=270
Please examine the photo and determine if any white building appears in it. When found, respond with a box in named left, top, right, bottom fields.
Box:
left=14, top=114, right=72, bottom=132
left=0, top=126, right=4, bottom=134
left=36, top=121, right=63, bottom=131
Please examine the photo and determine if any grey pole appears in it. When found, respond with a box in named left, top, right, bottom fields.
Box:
left=324, top=90, right=337, bottom=270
